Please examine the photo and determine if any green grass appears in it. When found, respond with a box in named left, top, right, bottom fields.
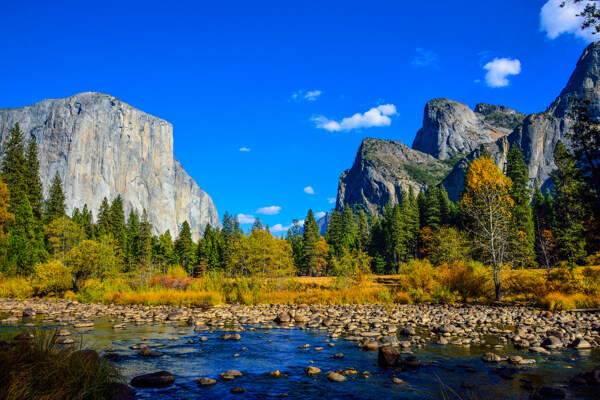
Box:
left=0, top=329, right=124, bottom=400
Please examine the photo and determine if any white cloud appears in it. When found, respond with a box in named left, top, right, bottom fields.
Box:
left=313, top=104, right=397, bottom=132
left=483, top=58, right=521, bottom=88
left=327, top=197, right=336, bottom=204
left=304, top=186, right=315, bottom=194
left=540, top=0, right=596, bottom=42
left=291, top=89, right=322, bottom=102
left=269, top=223, right=290, bottom=233
left=237, top=213, right=255, bottom=224
left=239, top=147, right=250, bottom=152
left=315, top=211, right=326, bottom=219
left=256, top=205, right=281, bottom=215
left=412, top=47, right=440, bottom=68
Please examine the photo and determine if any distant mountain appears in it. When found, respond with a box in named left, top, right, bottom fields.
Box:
left=335, top=41, right=600, bottom=212
left=0, top=92, right=220, bottom=238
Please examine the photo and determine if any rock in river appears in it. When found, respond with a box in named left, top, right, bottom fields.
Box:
left=131, top=371, right=175, bottom=388
left=377, top=346, right=402, bottom=368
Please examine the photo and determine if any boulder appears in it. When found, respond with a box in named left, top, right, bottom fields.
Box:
left=131, top=371, right=175, bottom=388
left=377, top=346, right=403, bottom=368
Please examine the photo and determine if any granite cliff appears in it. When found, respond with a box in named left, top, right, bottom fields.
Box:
left=0, top=92, right=220, bottom=239
left=337, top=41, right=600, bottom=210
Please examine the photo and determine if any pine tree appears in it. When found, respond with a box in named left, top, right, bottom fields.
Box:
left=437, top=184, right=454, bottom=226
left=0, top=123, right=27, bottom=212
left=198, top=223, right=222, bottom=272
left=424, top=186, right=441, bottom=230
left=175, top=220, right=196, bottom=274
left=156, top=230, right=175, bottom=273
left=6, top=196, right=48, bottom=275
left=416, top=191, right=427, bottom=229
left=506, top=145, right=535, bottom=267
left=285, top=219, right=304, bottom=270
left=109, top=195, right=127, bottom=262
left=302, top=209, right=320, bottom=276
left=126, top=210, right=140, bottom=269
left=341, top=207, right=357, bottom=249
left=138, top=209, right=153, bottom=274
left=24, top=136, right=44, bottom=222
left=44, top=172, right=66, bottom=224
left=80, top=204, right=95, bottom=239
left=387, top=203, right=406, bottom=272
left=96, top=197, right=111, bottom=237
left=368, top=217, right=386, bottom=274
left=325, top=210, right=344, bottom=258
left=403, top=189, right=420, bottom=259
left=532, top=182, right=557, bottom=272
left=356, top=210, right=369, bottom=251
left=551, top=140, right=590, bottom=265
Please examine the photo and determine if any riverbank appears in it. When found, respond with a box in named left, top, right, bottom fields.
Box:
left=2, top=298, right=599, bottom=399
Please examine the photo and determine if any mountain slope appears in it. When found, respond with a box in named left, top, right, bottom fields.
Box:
left=0, top=92, right=220, bottom=239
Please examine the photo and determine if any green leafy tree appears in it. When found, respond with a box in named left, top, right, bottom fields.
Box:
left=551, top=140, right=590, bottom=265
left=506, top=145, right=535, bottom=267
left=44, top=217, right=85, bottom=258
left=67, top=239, right=118, bottom=280
left=44, top=172, right=66, bottom=224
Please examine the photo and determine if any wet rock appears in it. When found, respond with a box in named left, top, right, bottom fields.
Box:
left=541, top=336, right=563, bottom=349
left=131, top=371, right=175, bottom=388
left=334, top=353, right=344, bottom=359
left=103, top=352, right=122, bottom=362
left=197, top=377, right=217, bottom=386
left=481, top=353, right=502, bottom=363
left=529, top=346, right=550, bottom=354
left=569, top=338, right=591, bottom=349
left=403, top=355, right=420, bottom=369
left=221, top=370, right=243, bottom=381
left=400, top=326, right=416, bottom=336
left=538, top=386, right=566, bottom=398
left=392, top=377, right=405, bottom=385
left=378, top=346, right=402, bottom=368
left=112, top=382, right=136, bottom=400
left=508, top=356, right=522, bottom=364
left=305, top=366, right=322, bottom=376
left=326, top=371, right=346, bottom=382
left=219, top=333, right=241, bottom=341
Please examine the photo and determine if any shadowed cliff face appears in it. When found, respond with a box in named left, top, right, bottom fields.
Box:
left=0, top=92, right=220, bottom=239
left=336, top=138, right=451, bottom=214
left=337, top=41, right=600, bottom=207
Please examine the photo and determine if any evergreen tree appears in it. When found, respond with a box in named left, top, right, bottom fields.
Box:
left=325, top=210, right=344, bottom=258
left=368, top=217, right=386, bottom=274
left=155, top=230, right=175, bottom=273
left=285, top=219, right=304, bottom=270
left=175, top=220, right=196, bottom=274
left=252, top=217, right=263, bottom=231
left=341, top=207, right=357, bottom=250
left=424, top=186, right=441, bottom=230
left=220, top=211, right=242, bottom=273
left=437, top=184, right=454, bottom=226
left=403, top=189, right=420, bottom=259
left=551, top=140, right=590, bottom=265
left=80, top=204, right=95, bottom=239
left=6, top=196, right=48, bottom=275
left=138, top=209, right=153, bottom=273
left=387, top=203, right=406, bottom=272
left=198, top=223, right=222, bottom=272
left=0, top=123, right=27, bottom=212
left=356, top=210, right=369, bottom=251
left=109, top=195, right=127, bottom=262
left=126, top=210, right=140, bottom=269
left=532, top=183, right=557, bottom=271
left=506, top=145, right=535, bottom=267
left=416, top=191, right=427, bottom=229
left=44, top=172, right=66, bottom=224
left=96, top=197, right=111, bottom=237
left=302, top=209, right=320, bottom=276
left=24, top=136, right=44, bottom=222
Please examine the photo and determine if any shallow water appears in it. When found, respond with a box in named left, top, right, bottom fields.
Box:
left=1, top=315, right=599, bottom=399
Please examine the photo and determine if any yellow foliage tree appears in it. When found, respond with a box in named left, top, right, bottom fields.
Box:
left=44, top=217, right=86, bottom=258
left=459, top=156, right=515, bottom=301
left=314, top=237, right=330, bottom=277
left=230, top=228, right=296, bottom=278
left=0, top=178, right=15, bottom=267
left=66, top=239, right=119, bottom=280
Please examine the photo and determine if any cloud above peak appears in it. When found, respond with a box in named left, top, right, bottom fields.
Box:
left=313, top=104, right=397, bottom=132
left=540, top=0, right=596, bottom=42
left=483, top=58, right=521, bottom=88
left=412, top=47, right=439, bottom=68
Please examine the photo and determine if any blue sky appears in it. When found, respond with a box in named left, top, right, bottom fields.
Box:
left=0, top=0, right=595, bottom=233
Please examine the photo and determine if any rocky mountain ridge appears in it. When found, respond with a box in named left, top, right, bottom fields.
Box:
left=337, top=41, right=600, bottom=211
left=0, top=92, right=220, bottom=239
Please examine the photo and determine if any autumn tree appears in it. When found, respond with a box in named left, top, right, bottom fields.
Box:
left=0, top=178, right=15, bottom=266
left=459, top=156, right=515, bottom=301
left=1, top=123, right=27, bottom=212
left=67, top=239, right=118, bottom=280
left=44, top=217, right=85, bottom=258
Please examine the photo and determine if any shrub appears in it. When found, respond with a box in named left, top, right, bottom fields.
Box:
left=398, top=259, right=437, bottom=293
left=32, top=260, right=72, bottom=295
left=439, top=261, right=492, bottom=301
left=0, top=275, right=33, bottom=298
left=0, top=329, right=124, bottom=399
left=166, top=265, right=188, bottom=279
left=392, top=291, right=412, bottom=304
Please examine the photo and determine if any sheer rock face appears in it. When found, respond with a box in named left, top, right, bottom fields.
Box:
left=411, top=98, right=519, bottom=160
left=0, top=92, right=220, bottom=239
left=337, top=41, right=600, bottom=207
left=336, top=138, right=451, bottom=215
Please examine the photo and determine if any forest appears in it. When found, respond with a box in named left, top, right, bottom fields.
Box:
left=0, top=98, right=598, bottom=309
